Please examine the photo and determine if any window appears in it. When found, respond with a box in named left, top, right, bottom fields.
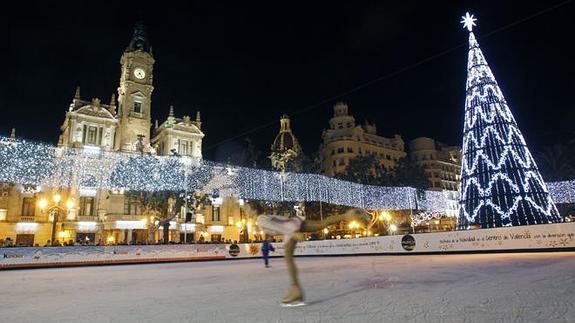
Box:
left=337, top=123, right=343, bottom=129
left=212, top=206, right=220, bottom=222
left=157, top=142, right=164, bottom=155
left=87, top=126, right=97, bottom=144
left=79, top=197, right=95, bottom=216
left=21, top=197, right=35, bottom=217
left=347, top=147, right=353, bottom=153
left=331, top=150, right=335, bottom=156
left=15, top=234, right=34, bottom=247
left=124, top=197, right=140, bottom=215
left=338, top=159, right=345, bottom=166
left=178, top=140, right=190, bottom=155
left=211, top=234, right=222, bottom=242
left=133, top=101, right=142, bottom=114
left=83, top=125, right=102, bottom=145
left=337, top=147, right=344, bottom=153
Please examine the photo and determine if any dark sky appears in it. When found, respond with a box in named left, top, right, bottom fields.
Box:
left=2, top=1, right=574, bottom=161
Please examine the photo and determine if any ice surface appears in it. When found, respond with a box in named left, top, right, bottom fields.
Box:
left=0, top=252, right=574, bottom=322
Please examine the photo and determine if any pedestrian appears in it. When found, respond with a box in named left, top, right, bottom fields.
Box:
left=3, top=237, right=14, bottom=247
left=261, top=237, right=275, bottom=268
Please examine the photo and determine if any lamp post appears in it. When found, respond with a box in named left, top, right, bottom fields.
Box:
left=210, top=194, right=223, bottom=242
left=348, top=220, right=360, bottom=238
left=238, top=199, right=249, bottom=243
left=378, top=211, right=392, bottom=235
left=38, top=193, right=74, bottom=246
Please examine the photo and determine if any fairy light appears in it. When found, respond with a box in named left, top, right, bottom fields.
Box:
left=0, top=135, right=573, bottom=213
left=458, top=13, right=561, bottom=228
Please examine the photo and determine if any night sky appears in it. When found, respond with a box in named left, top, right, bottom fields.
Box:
left=2, top=1, right=573, bottom=161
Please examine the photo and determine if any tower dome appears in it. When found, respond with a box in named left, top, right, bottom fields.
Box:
left=271, top=114, right=301, bottom=153
left=270, top=114, right=302, bottom=171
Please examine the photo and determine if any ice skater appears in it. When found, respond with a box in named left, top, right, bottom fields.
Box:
left=261, top=237, right=275, bottom=268
left=257, top=209, right=370, bottom=306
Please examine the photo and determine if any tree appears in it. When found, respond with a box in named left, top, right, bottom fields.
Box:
left=535, top=144, right=575, bottom=181
left=391, top=157, right=429, bottom=190
left=225, top=138, right=262, bottom=168
left=337, top=154, right=390, bottom=186
left=458, top=14, right=560, bottom=228
left=338, top=155, right=428, bottom=191
left=110, top=154, right=214, bottom=243
left=125, top=190, right=181, bottom=243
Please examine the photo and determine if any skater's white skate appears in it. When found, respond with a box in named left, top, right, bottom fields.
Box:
left=281, top=301, right=306, bottom=307
left=280, top=284, right=305, bottom=307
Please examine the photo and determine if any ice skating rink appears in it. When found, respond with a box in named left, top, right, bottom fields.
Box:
left=0, top=252, right=573, bottom=323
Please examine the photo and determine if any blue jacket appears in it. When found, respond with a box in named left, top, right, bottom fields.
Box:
left=261, top=241, right=275, bottom=255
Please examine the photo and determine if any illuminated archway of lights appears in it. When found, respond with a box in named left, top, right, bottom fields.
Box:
left=458, top=14, right=561, bottom=228
left=0, top=137, right=574, bottom=212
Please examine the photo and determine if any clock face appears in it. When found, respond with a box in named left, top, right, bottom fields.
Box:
left=133, top=68, right=146, bottom=79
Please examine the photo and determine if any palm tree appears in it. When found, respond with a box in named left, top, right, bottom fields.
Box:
left=535, top=144, right=575, bottom=181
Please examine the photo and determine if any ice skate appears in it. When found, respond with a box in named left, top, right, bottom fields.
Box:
left=281, top=284, right=305, bottom=307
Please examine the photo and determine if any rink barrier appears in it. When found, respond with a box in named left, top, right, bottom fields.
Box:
left=1, top=222, right=574, bottom=270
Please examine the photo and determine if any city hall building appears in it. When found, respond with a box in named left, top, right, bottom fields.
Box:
left=0, top=24, right=260, bottom=246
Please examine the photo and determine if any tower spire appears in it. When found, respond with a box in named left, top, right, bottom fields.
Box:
left=458, top=13, right=560, bottom=228
left=195, top=111, right=202, bottom=129
left=126, top=21, right=152, bottom=54
left=74, top=86, right=81, bottom=100
left=108, top=93, right=117, bottom=115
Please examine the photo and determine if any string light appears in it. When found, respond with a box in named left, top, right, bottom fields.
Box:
left=458, top=15, right=561, bottom=228
left=0, top=137, right=572, bottom=214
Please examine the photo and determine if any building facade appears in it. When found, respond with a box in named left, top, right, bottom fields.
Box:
left=0, top=23, right=222, bottom=246
left=408, top=137, right=461, bottom=219
left=319, top=102, right=406, bottom=177
left=408, top=137, right=461, bottom=192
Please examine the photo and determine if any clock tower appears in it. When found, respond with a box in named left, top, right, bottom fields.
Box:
left=116, top=22, right=155, bottom=152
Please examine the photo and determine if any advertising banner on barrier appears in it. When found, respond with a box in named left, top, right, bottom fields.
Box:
left=1, top=223, right=574, bottom=269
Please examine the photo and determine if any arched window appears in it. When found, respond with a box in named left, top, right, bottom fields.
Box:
left=131, top=93, right=145, bottom=115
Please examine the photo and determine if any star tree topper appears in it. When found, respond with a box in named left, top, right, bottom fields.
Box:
left=461, top=12, right=477, bottom=32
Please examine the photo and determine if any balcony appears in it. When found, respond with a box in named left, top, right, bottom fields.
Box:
left=76, top=215, right=100, bottom=222
left=20, top=215, right=36, bottom=222
left=105, top=214, right=147, bottom=222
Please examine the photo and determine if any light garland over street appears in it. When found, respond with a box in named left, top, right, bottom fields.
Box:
left=0, top=136, right=573, bottom=213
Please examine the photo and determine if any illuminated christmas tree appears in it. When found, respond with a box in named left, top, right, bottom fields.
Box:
left=458, top=13, right=561, bottom=228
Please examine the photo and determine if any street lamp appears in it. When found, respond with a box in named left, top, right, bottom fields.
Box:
left=39, top=193, right=74, bottom=246
left=239, top=218, right=249, bottom=243
left=376, top=211, right=394, bottom=235
left=348, top=220, right=360, bottom=237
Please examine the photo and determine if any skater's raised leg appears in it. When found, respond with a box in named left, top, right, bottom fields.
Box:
left=282, top=236, right=304, bottom=305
